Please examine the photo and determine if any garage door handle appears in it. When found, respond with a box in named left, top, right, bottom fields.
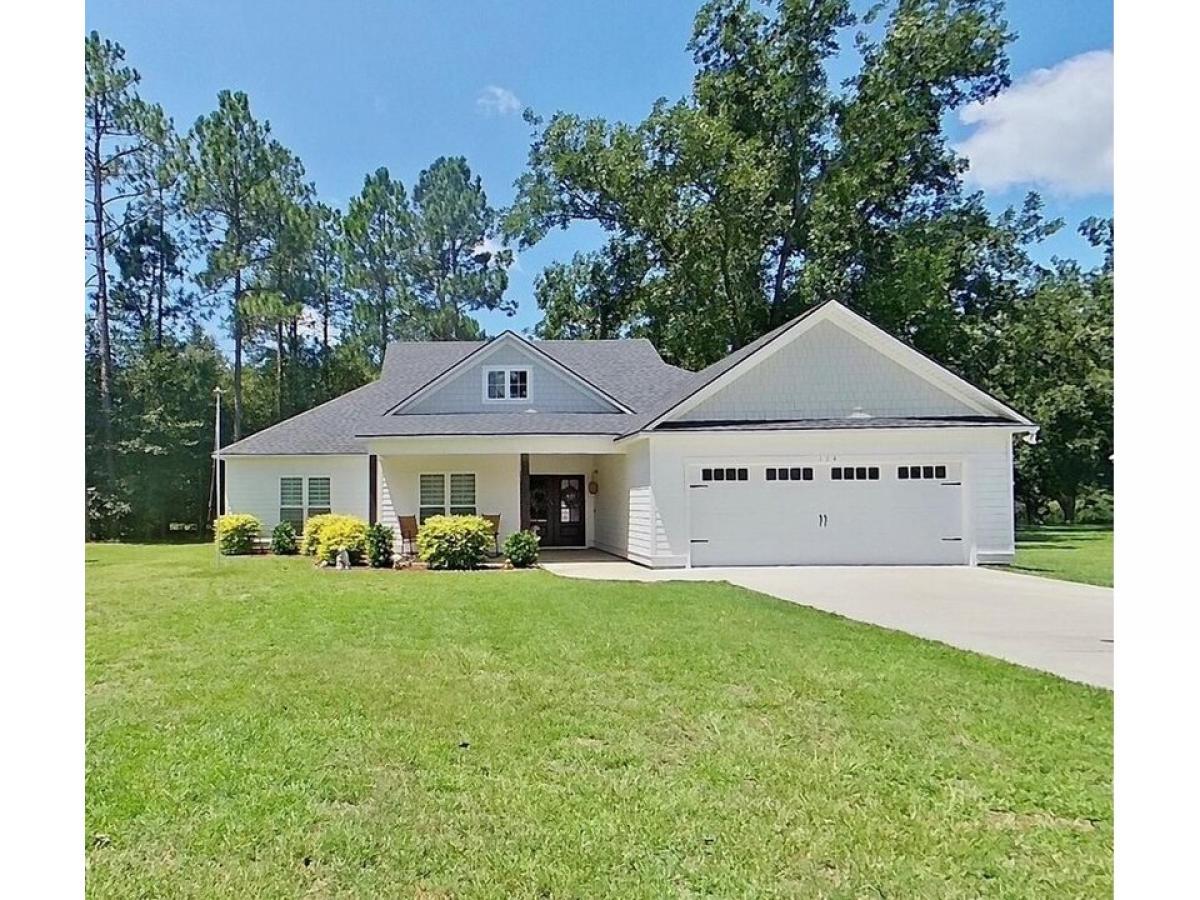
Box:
left=690, top=539, right=709, bottom=544
left=941, top=537, right=963, bottom=542
left=941, top=481, right=961, bottom=486
left=689, top=484, right=708, bottom=489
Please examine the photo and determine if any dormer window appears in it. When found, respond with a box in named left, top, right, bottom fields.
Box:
left=484, top=366, right=530, bottom=402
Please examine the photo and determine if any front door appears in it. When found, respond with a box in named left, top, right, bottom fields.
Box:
left=529, top=475, right=585, bottom=547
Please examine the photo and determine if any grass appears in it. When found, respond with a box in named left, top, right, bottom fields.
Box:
left=1011, top=526, right=1113, bottom=587
left=87, top=544, right=1112, bottom=898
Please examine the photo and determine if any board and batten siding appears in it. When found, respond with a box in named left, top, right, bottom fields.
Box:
left=404, top=344, right=619, bottom=415
left=223, top=455, right=371, bottom=528
left=679, top=320, right=979, bottom=421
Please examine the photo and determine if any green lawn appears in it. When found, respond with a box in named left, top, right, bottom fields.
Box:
left=1011, top=526, right=1113, bottom=587
left=87, top=544, right=1112, bottom=898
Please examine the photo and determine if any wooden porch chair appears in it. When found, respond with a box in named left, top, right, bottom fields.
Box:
left=398, top=515, right=419, bottom=558
left=482, top=514, right=501, bottom=556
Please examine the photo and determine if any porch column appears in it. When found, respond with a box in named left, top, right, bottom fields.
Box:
left=368, top=454, right=378, bottom=524
left=519, top=453, right=530, bottom=530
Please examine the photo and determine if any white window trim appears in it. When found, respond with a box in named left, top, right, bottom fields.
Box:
left=418, top=472, right=478, bottom=520
left=481, top=365, right=532, bottom=403
left=279, top=475, right=332, bottom=526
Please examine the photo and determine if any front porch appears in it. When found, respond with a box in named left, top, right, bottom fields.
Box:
left=375, top=449, right=617, bottom=553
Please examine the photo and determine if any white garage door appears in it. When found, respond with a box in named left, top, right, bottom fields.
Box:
left=687, top=460, right=966, bottom=566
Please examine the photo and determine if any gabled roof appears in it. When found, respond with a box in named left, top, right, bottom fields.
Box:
left=219, top=300, right=1032, bottom=455
left=219, top=334, right=693, bottom=454
left=621, top=300, right=1032, bottom=437
left=384, top=331, right=636, bottom=415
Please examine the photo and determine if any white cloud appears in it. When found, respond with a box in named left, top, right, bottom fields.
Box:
left=476, top=85, right=522, bottom=117
left=956, top=50, right=1113, bottom=197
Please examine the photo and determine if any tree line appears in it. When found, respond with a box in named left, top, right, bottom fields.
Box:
left=85, top=0, right=1112, bottom=539
left=511, top=0, right=1112, bottom=525
left=85, top=32, right=513, bottom=537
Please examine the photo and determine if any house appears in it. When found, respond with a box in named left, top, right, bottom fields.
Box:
left=219, top=300, right=1035, bottom=567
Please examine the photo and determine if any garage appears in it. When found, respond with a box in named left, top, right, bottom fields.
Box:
left=686, top=459, right=966, bottom=566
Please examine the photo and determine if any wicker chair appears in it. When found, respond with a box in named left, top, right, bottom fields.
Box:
left=482, top=514, right=501, bottom=556
left=398, top=515, right=419, bottom=558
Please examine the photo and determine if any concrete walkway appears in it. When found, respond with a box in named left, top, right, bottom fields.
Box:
left=539, top=551, right=1113, bottom=688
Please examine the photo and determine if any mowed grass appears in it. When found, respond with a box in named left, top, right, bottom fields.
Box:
left=1012, top=526, right=1113, bottom=587
left=87, top=544, right=1112, bottom=898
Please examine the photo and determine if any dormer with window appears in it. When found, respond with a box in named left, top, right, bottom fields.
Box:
left=484, top=366, right=530, bottom=403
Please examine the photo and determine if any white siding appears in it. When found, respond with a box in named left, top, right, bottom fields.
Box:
left=224, top=455, right=370, bottom=528
left=644, top=428, right=1017, bottom=567
left=678, top=320, right=978, bottom=421
left=593, top=440, right=655, bottom=564
left=404, top=344, right=618, bottom=414
left=377, top=454, right=521, bottom=543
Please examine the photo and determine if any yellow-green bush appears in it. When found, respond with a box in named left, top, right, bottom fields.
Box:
left=216, top=514, right=261, bottom=555
left=417, top=515, right=493, bottom=570
left=303, top=514, right=369, bottom=565
left=300, top=514, right=338, bottom=556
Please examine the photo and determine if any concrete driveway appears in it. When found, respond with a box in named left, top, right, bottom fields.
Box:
left=539, top=551, right=1113, bottom=688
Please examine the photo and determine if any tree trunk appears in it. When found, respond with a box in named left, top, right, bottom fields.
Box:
left=379, top=302, right=388, bottom=366
left=275, top=321, right=284, bottom=421
left=232, top=269, right=244, bottom=441
left=321, top=290, right=330, bottom=354
left=155, top=187, right=166, bottom=348
left=90, top=121, right=117, bottom=486
left=1059, top=492, right=1077, bottom=525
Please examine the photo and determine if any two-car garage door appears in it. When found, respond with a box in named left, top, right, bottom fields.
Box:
left=687, top=460, right=966, bottom=566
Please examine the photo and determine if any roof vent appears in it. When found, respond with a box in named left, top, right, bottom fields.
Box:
left=848, top=406, right=872, bottom=420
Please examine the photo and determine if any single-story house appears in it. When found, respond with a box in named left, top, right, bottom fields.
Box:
left=219, top=300, right=1035, bottom=567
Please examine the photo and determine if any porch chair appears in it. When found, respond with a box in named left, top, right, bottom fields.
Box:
left=482, top=514, right=501, bottom=557
left=398, top=515, right=419, bottom=558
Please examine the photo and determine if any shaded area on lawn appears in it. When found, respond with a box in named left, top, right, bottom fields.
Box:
left=1010, top=526, right=1113, bottom=587
left=86, top=543, right=1112, bottom=899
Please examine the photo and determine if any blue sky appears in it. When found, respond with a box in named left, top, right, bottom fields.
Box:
left=86, top=0, right=1113, bottom=336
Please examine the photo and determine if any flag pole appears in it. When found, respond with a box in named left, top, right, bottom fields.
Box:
left=214, top=387, right=223, bottom=564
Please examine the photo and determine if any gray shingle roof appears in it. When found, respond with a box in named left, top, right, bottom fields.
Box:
left=218, top=301, right=1029, bottom=456
left=219, top=335, right=694, bottom=454
left=651, top=416, right=1022, bottom=432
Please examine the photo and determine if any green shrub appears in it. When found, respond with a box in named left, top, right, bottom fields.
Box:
left=503, top=529, right=540, bottom=568
left=417, top=515, right=493, bottom=570
left=216, top=514, right=261, bottom=555
left=300, top=513, right=339, bottom=556
left=310, top=515, right=369, bottom=565
left=365, top=523, right=394, bottom=569
left=270, top=521, right=298, bottom=555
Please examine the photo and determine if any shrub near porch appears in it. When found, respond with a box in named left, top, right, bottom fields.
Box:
left=86, top=544, right=1112, bottom=898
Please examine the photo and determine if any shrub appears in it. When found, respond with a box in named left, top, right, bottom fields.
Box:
left=270, top=521, right=299, bottom=555
left=503, top=529, right=540, bottom=568
left=300, top=513, right=338, bottom=556
left=365, top=523, right=394, bottom=569
left=216, top=513, right=261, bottom=556
left=311, top=515, right=369, bottom=565
left=417, top=515, right=493, bottom=570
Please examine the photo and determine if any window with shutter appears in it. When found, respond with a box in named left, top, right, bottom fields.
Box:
left=449, top=473, right=476, bottom=516
left=280, top=477, right=304, bottom=528
left=419, top=474, right=446, bottom=522
left=307, top=477, right=331, bottom=517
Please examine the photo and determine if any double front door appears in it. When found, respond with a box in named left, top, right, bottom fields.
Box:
left=529, top=475, right=585, bottom=547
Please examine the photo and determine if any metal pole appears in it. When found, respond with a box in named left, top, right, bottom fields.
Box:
left=214, top=387, right=223, bottom=564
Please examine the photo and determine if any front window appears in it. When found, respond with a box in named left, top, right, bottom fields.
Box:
left=280, top=477, right=304, bottom=529
left=279, top=476, right=332, bottom=527
left=419, top=473, right=477, bottom=522
left=483, top=367, right=530, bottom=401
